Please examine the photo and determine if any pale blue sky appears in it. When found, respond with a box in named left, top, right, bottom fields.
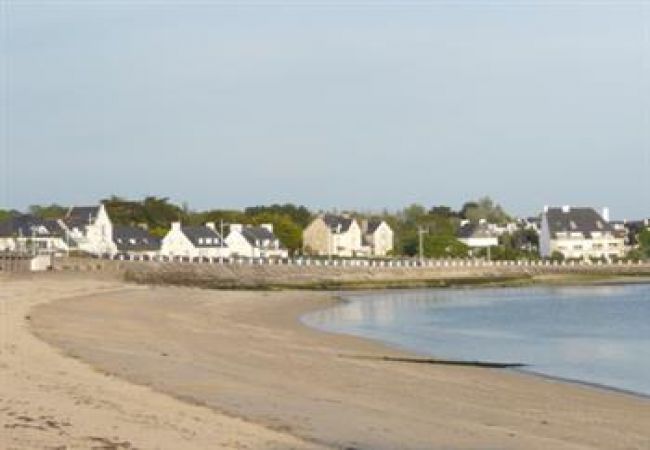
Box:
left=1, top=1, right=649, bottom=218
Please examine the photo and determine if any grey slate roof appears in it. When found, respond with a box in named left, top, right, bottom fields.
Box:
left=457, top=222, right=497, bottom=239
left=65, top=206, right=100, bottom=229
left=545, top=207, right=614, bottom=238
left=322, top=215, right=354, bottom=233
left=240, top=226, right=283, bottom=249
left=0, top=215, right=65, bottom=238
left=181, top=226, right=225, bottom=247
left=365, top=220, right=383, bottom=234
left=113, top=226, right=161, bottom=252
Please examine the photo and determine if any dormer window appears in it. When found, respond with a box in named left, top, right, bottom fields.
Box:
left=198, top=238, right=204, bottom=244
left=569, top=221, right=577, bottom=230
left=596, top=221, right=603, bottom=229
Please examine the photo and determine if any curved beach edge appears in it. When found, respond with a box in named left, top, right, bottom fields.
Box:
left=15, top=272, right=650, bottom=450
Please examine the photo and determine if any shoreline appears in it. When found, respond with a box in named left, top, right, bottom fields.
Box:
left=22, top=273, right=650, bottom=449
left=309, top=286, right=650, bottom=401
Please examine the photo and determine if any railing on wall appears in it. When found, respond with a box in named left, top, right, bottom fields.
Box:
left=88, top=253, right=648, bottom=270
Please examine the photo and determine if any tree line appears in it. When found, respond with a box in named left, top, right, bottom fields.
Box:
left=2, top=196, right=648, bottom=260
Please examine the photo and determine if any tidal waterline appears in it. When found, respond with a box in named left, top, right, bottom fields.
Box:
left=303, top=284, right=650, bottom=396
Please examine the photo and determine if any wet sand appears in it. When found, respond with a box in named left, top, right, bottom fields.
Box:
left=3, top=273, right=650, bottom=449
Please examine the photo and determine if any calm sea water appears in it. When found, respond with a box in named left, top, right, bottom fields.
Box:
left=303, top=284, right=650, bottom=396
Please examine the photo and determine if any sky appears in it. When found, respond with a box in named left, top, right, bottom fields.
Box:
left=1, top=0, right=649, bottom=219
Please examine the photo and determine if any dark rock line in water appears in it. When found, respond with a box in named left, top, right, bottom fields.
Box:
left=339, top=354, right=527, bottom=369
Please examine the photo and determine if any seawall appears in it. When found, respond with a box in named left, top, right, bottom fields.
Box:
left=52, top=257, right=650, bottom=289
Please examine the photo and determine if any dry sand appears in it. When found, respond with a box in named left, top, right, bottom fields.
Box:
left=2, top=273, right=650, bottom=449
left=1, top=274, right=322, bottom=449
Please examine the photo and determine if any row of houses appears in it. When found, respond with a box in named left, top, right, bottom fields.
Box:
left=0, top=205, right=289, bottom=259
left=427, top=206, right=646, bottom=261
left=0, top=205, right=395, bottom=259
left=0, top=203, right=646, bottom=261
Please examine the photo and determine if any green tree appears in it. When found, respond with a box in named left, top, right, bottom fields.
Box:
left=461, top=197, right=511, bottom=224
left=244, top=204, right=312, bottom=228
left=402, top=233, right=469, bottom=258
left=28, top=204, right=67, bottom=219
left=637, top=228, right=650, bottom=258
left=402, top=204, right=427, bottom=226
left=102, top=196, right=186, bottom=229
left=0, top=209, right=13, bottom=222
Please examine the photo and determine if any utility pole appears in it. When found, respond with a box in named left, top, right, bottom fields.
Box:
left=220, top=219, right=226, bottom=263
left=417, top=226, right=428, bottom=264
left=328, top=228, right=332, bottom=262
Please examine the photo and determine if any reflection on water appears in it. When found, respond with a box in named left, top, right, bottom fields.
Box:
left=303, top=285, right=650, bottom=396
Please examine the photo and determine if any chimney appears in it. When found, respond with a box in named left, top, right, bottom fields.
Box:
left=205, top=222, right=216, bottom=231
left=230, top=224, right=243, bottom=233
left=601, top=207, right=610, bottom=223
left=543, top=205, right=549, bottom=213
left=260, top=223, right=273, bottom=233
left=562, top=205, right=571, bottom=213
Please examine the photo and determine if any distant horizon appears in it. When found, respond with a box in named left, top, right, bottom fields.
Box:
left=2, top=2, right=649, bottom=219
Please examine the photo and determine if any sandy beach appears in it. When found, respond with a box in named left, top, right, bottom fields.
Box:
left=2, top=273, right=650, bottom=449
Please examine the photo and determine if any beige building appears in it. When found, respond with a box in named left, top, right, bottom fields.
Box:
left=303, top=215, right=394, bottom=257
left=361, top=219, right=394, bottom=256
left=303, top=215, right=363, bottom=257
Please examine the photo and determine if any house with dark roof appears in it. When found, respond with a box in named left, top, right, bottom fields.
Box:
left=113, top=226, right=161, bottom=256
left=302, top=214, right=363, bottom=257
left=160, top=222, right=228, bottom=259
left=457, top=220, right=499, bottom=249
left=360, top=219, right=394, bottom=256
left=0, top=214, right=68, bottom=254
left=58, top=204, right=116, bottom=255
left=540, top=206, right=626, bottom=260
left=225, top=224, right=288, bottom=258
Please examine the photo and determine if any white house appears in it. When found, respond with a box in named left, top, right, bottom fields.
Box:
left=0, top=214, right=69, bottom=255
left=160, top=222, right=228, bottom=259
left=225, top=223, right=288, bottom=258
left=303, top=214, right=363, bottom=257
left=457, top=220, right=499, bottom=248
left=361, top=219, right=394, bottom=257
left=59, top=205, right=116, bottom=256
left=539, top=206, right=626, bottom=260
